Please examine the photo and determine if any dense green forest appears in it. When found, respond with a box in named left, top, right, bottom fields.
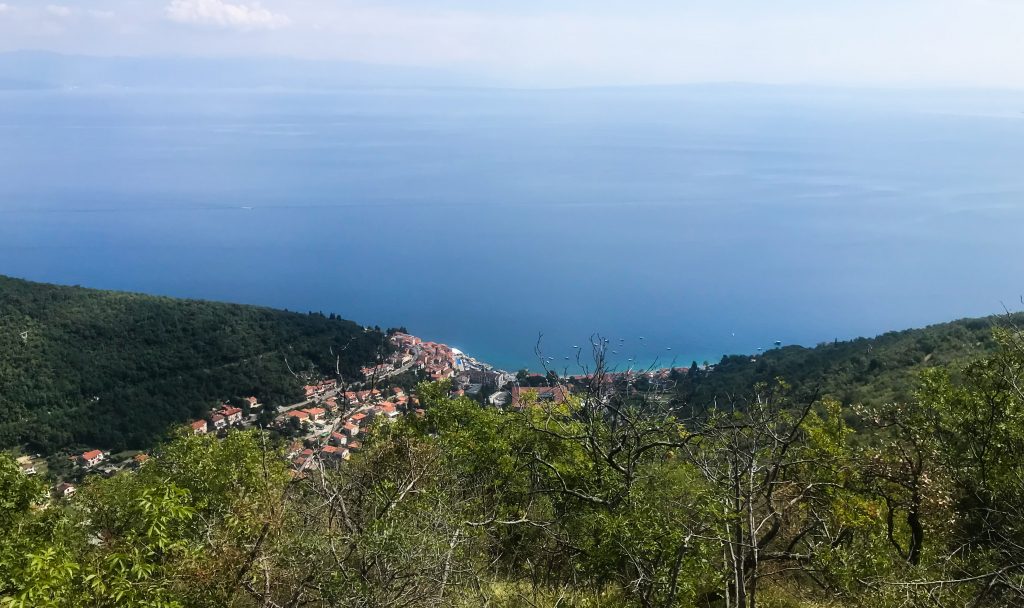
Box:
left=0, top=276, right=387, bottom=454
left=678, top=313, right=1023, bottom=408
left=3, top=324, right=1024, bottom=607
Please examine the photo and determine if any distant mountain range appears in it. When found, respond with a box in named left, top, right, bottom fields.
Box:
left=0, top=51, right=482, bottom=90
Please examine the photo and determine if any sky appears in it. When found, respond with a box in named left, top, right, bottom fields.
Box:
left=1, top=0, right=1024, bottom=88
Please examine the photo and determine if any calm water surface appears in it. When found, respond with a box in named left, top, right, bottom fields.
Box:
left=2, top=87, right=1023, bottom=370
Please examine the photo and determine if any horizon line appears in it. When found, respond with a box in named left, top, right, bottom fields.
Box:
left=5, top=49, right=1024, bottom=94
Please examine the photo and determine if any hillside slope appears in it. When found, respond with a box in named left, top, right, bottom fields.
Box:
left=682, top=312, right=1023, bottom=407
left=0, top=275, right=386, bottom=453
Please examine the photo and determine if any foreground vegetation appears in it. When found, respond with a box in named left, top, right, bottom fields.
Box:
left=0, top=275, right=386, bottom=454
left=3, top=322, right=1024, bottom=607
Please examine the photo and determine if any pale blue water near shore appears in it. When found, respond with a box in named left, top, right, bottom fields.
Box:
left=2, top=86, right=1024, bottom=371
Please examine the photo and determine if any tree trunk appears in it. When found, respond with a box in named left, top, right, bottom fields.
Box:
left=907, top=492, right=924, bottom=566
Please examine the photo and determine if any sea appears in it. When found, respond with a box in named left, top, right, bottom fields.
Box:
left=2, top=85, right=1024, bottom=371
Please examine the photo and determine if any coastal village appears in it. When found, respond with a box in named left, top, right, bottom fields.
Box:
left=18, top=330, right=697, bottom=497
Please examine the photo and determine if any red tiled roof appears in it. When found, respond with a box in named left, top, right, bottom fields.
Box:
left=82, top=450, right=102, bottom=460
left=511, top=385, right=570, bottom=408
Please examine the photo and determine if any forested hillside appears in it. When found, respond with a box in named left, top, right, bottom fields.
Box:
left=679, top=313, right=1023, bottom=407
left=0, top=276, right=386, bottom=454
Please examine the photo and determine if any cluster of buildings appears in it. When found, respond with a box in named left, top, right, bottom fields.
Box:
left=509, top=385, right=571, bottom=409
left=282, top=385, right=418, bottom=472
left=414, top=340, right=461, bottom=381
left=189, top=397, right=262, bottom=435
left=303, top=379, right=338, bottom=399
left=387, top=332, right=518, bottom=401
left=49, top=447, right=150, bottom=499
left=564, top=367, right=694, bottom=393
left=453, top=367, right=516, bottom=401
left=362, top=333, right=463, bottom=382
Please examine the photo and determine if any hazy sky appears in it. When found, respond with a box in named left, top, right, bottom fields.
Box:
left=1, top=0, right=1023, bottom=87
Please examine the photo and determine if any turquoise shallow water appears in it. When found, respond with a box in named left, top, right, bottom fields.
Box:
left=2, top=86, right=1024, bottom=371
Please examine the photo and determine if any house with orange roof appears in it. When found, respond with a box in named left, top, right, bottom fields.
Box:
left=190, top=420, right=209, bottom=435
left=321, top=445, right=346, bottom=460
left=282, top=410, right=311, bottom=428
left=221, top=406, right=243, bottom=425
left=510, top=385, right=570, bottom=409
left=79, top=450, right=104, bottom=468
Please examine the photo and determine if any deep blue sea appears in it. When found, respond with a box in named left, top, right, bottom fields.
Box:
left=2, top=86, right=1024, bottom=371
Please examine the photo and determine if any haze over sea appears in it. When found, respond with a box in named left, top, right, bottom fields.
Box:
left=2, top=85, right=1024, bottom=371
